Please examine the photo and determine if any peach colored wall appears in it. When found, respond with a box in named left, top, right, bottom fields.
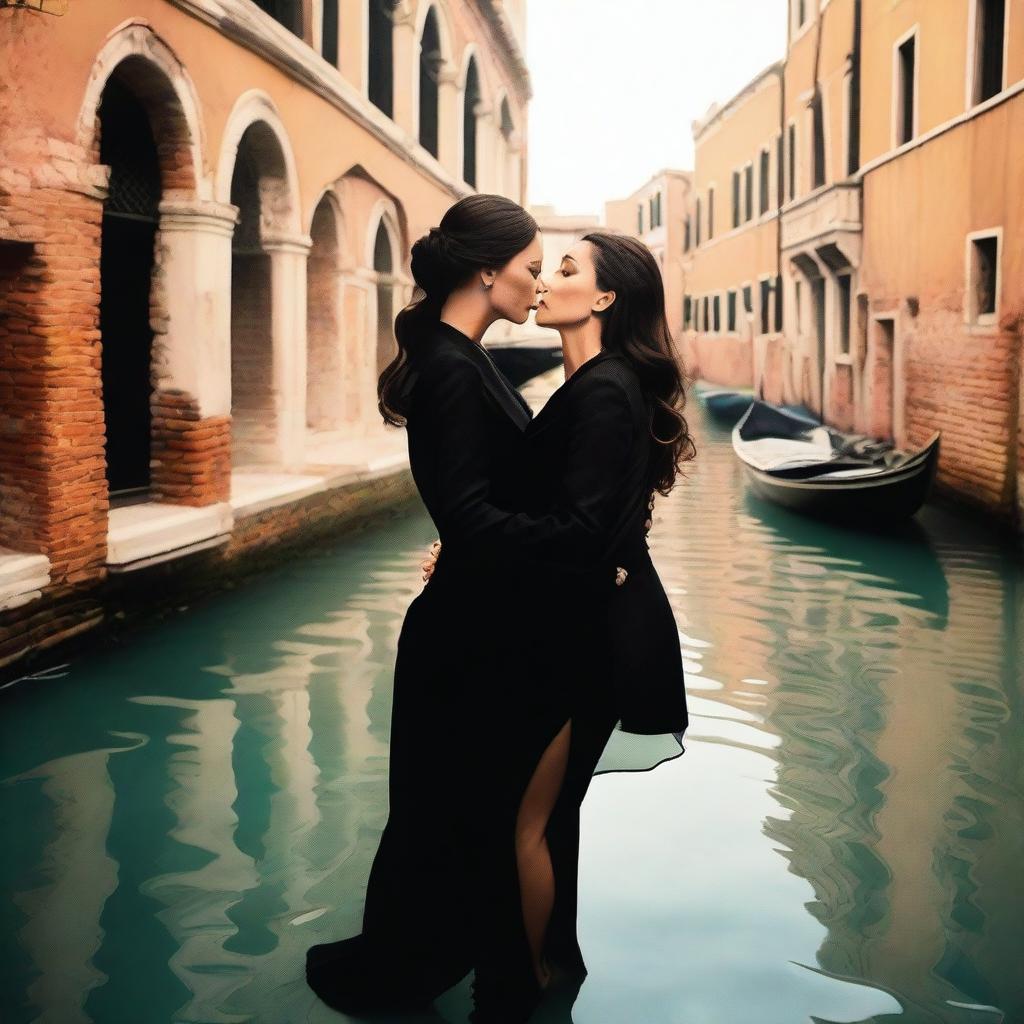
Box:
left=783, top=0, right=857, bottom=199
left=1, top=0, right=528, bottom=253
left=860, top=0, right=1024, bottom=166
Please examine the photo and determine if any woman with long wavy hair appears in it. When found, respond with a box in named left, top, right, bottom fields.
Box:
left=305, top=198, right=695, bottom=1024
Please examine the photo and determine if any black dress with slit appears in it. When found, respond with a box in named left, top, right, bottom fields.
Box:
left=304, top=323, right=688, bottom=1015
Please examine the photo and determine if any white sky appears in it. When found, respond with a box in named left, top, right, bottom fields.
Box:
left=525, top=0, right=789, bottom=218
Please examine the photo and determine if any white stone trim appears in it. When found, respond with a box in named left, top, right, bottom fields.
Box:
left=215, top=90, right=302, bottom=232
left=106, top=501, right=233, bottom=569
left=0, top=549, right=51, bottom=612
left=890, top=23, right=921, bottom=151
left=965, top=0, right=1012, bottom=110
left=76, top=18, right=211, bottom=200
left=963, top=226, right=1003, bottom=327
left=169, top=0, right=468, bottom=201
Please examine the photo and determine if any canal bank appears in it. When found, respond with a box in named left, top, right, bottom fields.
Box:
left=0, top=435, right=417, bottom=685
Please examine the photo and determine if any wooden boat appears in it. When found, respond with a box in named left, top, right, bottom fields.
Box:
left=693, top=379, right=819, bottom=429
left=732, top=399, right=940, bottom=521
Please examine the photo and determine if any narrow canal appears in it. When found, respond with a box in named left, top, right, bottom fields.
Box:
left=2, top=397, right=1021, bottom=1024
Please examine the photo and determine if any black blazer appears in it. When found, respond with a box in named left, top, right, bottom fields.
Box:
left=521, top=350, right=688, bottom=735
left=402, top=322, right=687, bottom=735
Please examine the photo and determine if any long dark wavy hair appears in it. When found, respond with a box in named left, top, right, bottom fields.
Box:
left=378, top=194, right=538, bottom=426
left=582, top=231, right=697, bottom=495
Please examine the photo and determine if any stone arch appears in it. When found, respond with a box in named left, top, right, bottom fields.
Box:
left=459, top=48, right=484, bottom=188
left=76, top=19, right=207, bottom=198
left=221, top=96, right=305, bottom=466
left=366, top=201, right=404, bottom=377
left=307, top=190, right=346, bottom=431
left=215, top=90, right=300, bottom=233
left=76, top=23, right=217, bottom=503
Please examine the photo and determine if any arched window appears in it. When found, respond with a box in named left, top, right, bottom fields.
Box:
left=418, top=8, right=442, bottom=157
left=368, top=0, right=394, bottom=116
left=462, top=57, right=481, bottom=187
left=374, top=221, right=397, bottom=376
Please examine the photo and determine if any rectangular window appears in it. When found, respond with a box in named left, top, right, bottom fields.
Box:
left=684, top=216, right=691, bottom=252
left=637, top=203, right=643, bottom=234
left=742, top=284, right=753, bottom=317
left=702, top=296, right=709, bottom=332
left=787, top=123, right=796, bottom=200
left=896, top=33, right=916, bottom=145
left=712, top=294, right=721, bottom=333
left=744, top=165, right=753, bottom=222
left=845, top=72, right=859, bottom=176
left=695, top=197, right=702, bottom=246
left=812, top=91, right=826, bottom=186
left=759, top=149, right=770, bottom=215
left=759, top=279, right=771, bottom=335
left=683, top=295, right=692, bottom=328
left=973, top=0, right=1006, bottom=104
left=727, top=290, right=737, bottom=332
left=774, top=275, right=783, bottom=332
left=969, top=233, right=1000, bottom=321
left=708, top=187, right=715, bottom=239
left=796, top=0, right=806, bottom=28
left=837, top=273, right=852, bottom=354
left=732, top=170, right=741, bottom=228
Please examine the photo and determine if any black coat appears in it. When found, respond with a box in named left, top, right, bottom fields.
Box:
left=403, top=321, right=687, bottom=736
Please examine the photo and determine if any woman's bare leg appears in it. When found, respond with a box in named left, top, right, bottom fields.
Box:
left=514, top=718, right=573, bottom=989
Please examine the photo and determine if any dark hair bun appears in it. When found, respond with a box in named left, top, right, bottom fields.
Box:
left=410, top=226, right=453, bottom=299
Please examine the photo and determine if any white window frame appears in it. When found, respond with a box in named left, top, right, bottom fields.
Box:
left=891, top=24, right=920, bottom=150
left=966, top=0, right=1011, bottom=109
left=964, top=227, right=1003, bottom=328
left=786, top=117, right=799, bottom=202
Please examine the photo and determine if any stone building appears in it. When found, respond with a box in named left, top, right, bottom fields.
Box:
left=0, top=0, right=530, bottom=672
left=680, top=0, right=1024, bottom=532
left=604, top=169, right=691, bottom=340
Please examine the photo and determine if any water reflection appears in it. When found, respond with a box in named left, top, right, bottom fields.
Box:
left=0, top=411, right=1021, bottom=1024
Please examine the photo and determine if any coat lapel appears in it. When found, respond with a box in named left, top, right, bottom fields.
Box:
left=435, top=323, right=532, bottom=432
left=525, top=349, right=621, bottom=441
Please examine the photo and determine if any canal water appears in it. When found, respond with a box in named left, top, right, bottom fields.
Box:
left=1, top=401, right=1022, bottom=1024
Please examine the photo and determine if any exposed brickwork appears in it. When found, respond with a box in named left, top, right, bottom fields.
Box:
left=0, top=467, right=418, bottom=682
left=150, top=390, right=232, bottom=504
left=0, top=186, right=109, bottom=586
left=899, top=309, right=1018, bottom=517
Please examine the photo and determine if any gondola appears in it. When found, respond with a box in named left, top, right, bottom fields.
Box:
left=693, top=379, right=819, bottom=428
left=732, top=399, right=941, bottom=522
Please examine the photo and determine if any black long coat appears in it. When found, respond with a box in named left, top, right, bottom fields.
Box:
left=305, top=321, right=687, bottom=1011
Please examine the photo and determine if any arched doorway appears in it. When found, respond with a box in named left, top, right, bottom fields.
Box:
left=98, top=72, right=161, bottom=498
left=228, top=123, right=292, bottom=466
left=374, top=219, right=397, bottom=376
left=419, top=7, right=442, bottom=157
left=307, top=196, right=342, bottom=431
left=462, top=56, right=481, bottom=187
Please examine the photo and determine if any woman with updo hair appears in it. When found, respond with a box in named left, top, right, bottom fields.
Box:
left=305, top=195, right=693, bottom=1024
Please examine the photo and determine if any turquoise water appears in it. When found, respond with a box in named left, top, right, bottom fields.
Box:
left=1, top=406, right=1022, bottom=1024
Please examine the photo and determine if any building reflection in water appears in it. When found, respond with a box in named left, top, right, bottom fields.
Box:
left=0, top=411, right=1021, bottom=1024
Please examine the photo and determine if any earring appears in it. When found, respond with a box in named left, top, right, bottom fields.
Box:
left=483, top=281, right=493, bottom=290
